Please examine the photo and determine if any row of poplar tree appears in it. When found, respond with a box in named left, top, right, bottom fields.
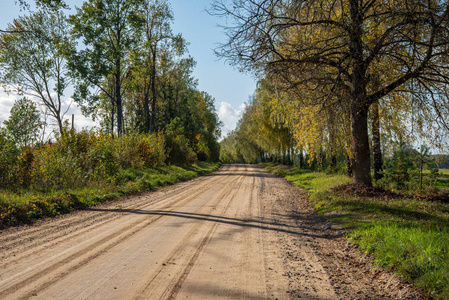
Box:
left=0, top=0, right=221, bottom=162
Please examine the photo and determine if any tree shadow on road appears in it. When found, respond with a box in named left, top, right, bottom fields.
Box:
left=88, top=207, right=342, bottom=240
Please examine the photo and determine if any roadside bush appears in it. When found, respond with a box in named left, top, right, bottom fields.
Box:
left=54, top=129, right=102, bottom=183
left=381, top=144, right=416, bottom=190
left=115, top=132, right=166, bottom=169
left=14, top=147, right=35, bottom=188
left=196, top=134, right=220, bottom=162
left=138, top=132, right=166, bottom=167
left=0, top=124, right=202, bottom=192
left=114, top=133, right=146, bottom=170
left=0, top=132, right=19, bottom=189
left=30, top=130, right=168, bottom=190
left=87, top=133, right=118, bottom=179
left=32, top=143, right=86, bottom=190
left=166, top=134, right=197, bottom=165
left=166, top=118, right=197, bottom=165
left=196, top=136, right=210, bottom=161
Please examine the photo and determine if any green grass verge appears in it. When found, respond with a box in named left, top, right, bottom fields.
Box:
left=437, top=169, right=449, bottom=189
left=0, top=162, right=221, bottom=228
left=261, top=162, right=449, bottom=299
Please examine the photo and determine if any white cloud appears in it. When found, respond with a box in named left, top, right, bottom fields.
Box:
left=0, top=90, right=21, bottom=125
left=0, top=89, right=97, bottom=134
left=218, top=101, right=244, bottom=139
left=239, top=103, right=247, bottom=111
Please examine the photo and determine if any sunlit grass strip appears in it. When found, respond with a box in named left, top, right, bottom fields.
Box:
left=351, top=223, right=449, bottom=298
left=261, top=162, right=449, bottom=299
left=436, top=169, right=449, bottom=189
left=0, top=162, right=221, bottom=228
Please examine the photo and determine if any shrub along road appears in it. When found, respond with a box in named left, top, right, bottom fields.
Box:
left=0, top=165, right=423, bottom=299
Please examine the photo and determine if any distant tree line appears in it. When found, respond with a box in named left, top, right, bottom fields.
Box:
left=436, top=156, right=449, bottom=169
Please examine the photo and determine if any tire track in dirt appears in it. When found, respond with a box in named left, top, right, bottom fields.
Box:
left=0, top=165, right=234, bottom=248
left=0, top=166, right=232, bottom=269
left=171, top=166, right=272, bottom=300
left=163, top=173, right=245, bottom=300
left=0, top=165, right=243, bottom=299
left=132, top=166, right=247, bottom=299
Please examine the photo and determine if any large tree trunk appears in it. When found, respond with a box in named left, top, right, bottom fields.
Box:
left=371, top=102, right=383, bottom=181
left=350, top=0, right=372, bottom=185
left=351, top=106, right=372, bottom=185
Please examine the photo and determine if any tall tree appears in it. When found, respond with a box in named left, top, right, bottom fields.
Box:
left=3, top=97, right=43, bottom=148
left=69, top=0, right=144, bottom=135
left=131, top=0, right=185, bottom=133
left=0, top=5, right=72, bottom=135
left=211, top=0, right=449, bottom=185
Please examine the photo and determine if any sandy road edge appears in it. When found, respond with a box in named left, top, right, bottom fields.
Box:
left=258, top=164, right=428, bottom=300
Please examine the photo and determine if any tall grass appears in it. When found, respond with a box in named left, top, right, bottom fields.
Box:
left=0, top=162, right=221, bottom=227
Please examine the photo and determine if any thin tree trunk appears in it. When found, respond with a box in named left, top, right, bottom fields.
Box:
left=328, top=109, right=337, bottom=169
left=299, top=149, right=304, bottom=168
left=111, top=100, right=115, bottom=138
left=150, top=50, right=157, bottom=134
left=57, top=117, right=63, bottom=137
left=144, top=91, right=150, bottom=133
left=371, top=102, right=383, bottom=181
left=116, top=67, right=123, bottom=135
left=347, top=155, right=353, bottom=177
left=109, top=77, right=115, bottom=138
left=115, top=24, right=123, bottom=135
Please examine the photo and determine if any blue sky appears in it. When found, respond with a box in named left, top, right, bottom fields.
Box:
left=0, top=0, right=256, bottom=137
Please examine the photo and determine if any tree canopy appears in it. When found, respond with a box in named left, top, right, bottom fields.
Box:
left=1, top=0, right=221, bottom=164
left=3, top=97, right=43, bottom=148
left=0, top=6, right=72, bottom=135
left=213, top=0, right=449, bottom=185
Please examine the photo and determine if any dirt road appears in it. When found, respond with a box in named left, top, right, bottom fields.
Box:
left=0, top=165, right=423, bottom=299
